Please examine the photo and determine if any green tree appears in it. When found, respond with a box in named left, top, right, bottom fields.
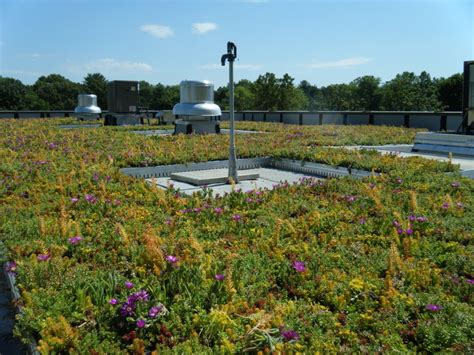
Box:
left=252, top=72, right=307, bottom=111
left=0, top=77, right=26, bottom=110
left=298, top=80, right=321, bottom=110
left=83, top=73, right=108, bottom=109
left=351, top=76, right=381, bottom=110
left=437, top=73, right=463, bottom=111
left=23, top=87, right=49, bottom=110
left=33, top=74, right=81, bottom=110
left=138, top=80, right=155, bottom=109
left=154, top=84, right=180, bottom=109
left=319, top=83, right=356, bottom=110
left=380, top=72, right=441, bottom=111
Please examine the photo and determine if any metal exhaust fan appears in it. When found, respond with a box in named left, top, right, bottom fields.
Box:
left=172, top=80, right=222, bottom=134
left=74, top=94, right=101, bottom=121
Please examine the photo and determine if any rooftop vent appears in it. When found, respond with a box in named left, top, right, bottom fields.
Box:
left=173, top=80, right=221, bottom=134
left=74, top=94, right=101, bottom=121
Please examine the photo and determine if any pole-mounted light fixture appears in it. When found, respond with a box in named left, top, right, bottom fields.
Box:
left=221, top=42, right=238, bottom=183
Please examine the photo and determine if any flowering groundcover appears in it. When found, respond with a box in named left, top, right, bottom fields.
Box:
left=0, top=119, right=473, bottom=353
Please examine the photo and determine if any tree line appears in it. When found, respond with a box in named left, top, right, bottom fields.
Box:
left=0, top=71, right=463, bottom=112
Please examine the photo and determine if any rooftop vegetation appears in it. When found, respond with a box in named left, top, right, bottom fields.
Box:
left=0, top=119, right=472, bottom=353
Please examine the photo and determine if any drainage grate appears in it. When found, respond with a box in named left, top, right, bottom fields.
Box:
left=120, top=157, right=374, bottom=180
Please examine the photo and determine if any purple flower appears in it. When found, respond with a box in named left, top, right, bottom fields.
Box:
left=5, top=261, right=17, bottom=275
left=397, top=228, right=404, bottom=235
left=441, top=202, right=450, bottom=209
left=214, top=207, right=223, bottom=215
left=166, top=255, right=178, bottom=264
left=451, top=182, right=460, bottom=188
left=358, top=217, right=366, bottom=225
left=345, top=195, right=357, bottom=203
left=148, top=305, right=163, bottom=318
left=93, top=173, right=100, bottom=182
left=466, top=279, right=474, bottom=285
left=109, top=298, right=118, bottom=305
left=193, top=207, right=202, bottom=213
left=416, top=216, right=428, bottom=222
left=425, top=304, right=442, bottom=312
left=84, top=194, right=97, bottom=204
left=214, top=274, right=225, bottom=281
left=120, top=301, right=136, bottom=316
left=292, top=260, right=306, bottom=273
left=246, top=198, right=253, bottom=203
left=37, top=254, right=50, bottom=261
left=281, top=329, right=300, bottom=341
left=232, top=214, right=242, bottom=222
left=136, top=319, right=146, bottom=328
left=125, top=281, right=134, bottom=289
left=405, top=228, right=413, bottom=235
left=130, top=290, right=149, bottom=303
left=48, top=142, right=57, bottom=149
left=408, top=214, right=416, bottom=222
left=70, top=197, right=79, bottom=203
left=68, top=236, right=82, bottom=245
left=393, top=220, right=401, bottom=228
left=165, top=218, right=172, bottom=225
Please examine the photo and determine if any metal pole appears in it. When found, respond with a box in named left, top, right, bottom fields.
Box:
left=221, top=42, right=238, bottom=183
left=228, top=58, right=238, bottom=183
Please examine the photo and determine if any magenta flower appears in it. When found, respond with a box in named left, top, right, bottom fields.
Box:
left=214, top=274, right=225, bottom=281
left=37, top=254, right=50, bottom=261
left=125, top=281, right=134, bottom=289
left=166, top=255, right=178, bottom=264
left=396, top=228, right=404, bottom=235
left=281, top=329, right=300, bottom=341
left=5, top=261, right=17, bottom=275
left=120, top=301, right=136, bottom=316
left=84, top=194, right=97, bottom=204
left=148, top=305, right=163, bottom=318
left=292, top=260, right=306, bottom=273
left=232, top=214, right=242, bottom=222
left=425, top=304, right=442, bottom=312
left=68, top=236, right=82, bottom=245
left=466, top=279, right=474, bottom=285
left=345, top=195, right=357, bottom=203
left=214, top=207, right=223, bottom=215
left=109, top=298, right=118, bottom=305
left=136, top=319, right=146, bottom=328
left=441, top=202, right=449, bottom=209
left=130, top=290, right=149, bottom=303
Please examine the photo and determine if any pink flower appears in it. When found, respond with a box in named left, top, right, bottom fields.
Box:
left=292, top=260, right=306, bottom=273
left=425, top=304, right=442, bottom=312
left=232, top=214, right=242, bottom=222
left=70, top=197, right=79, bottom=203
left=136, top=319, right=146, bottom=328
left=166, top=255, right=178, bottom=264
left=214, top=274, right=225, bottom=281
left=109, top=298, right=118, bottom=305
left=37, top=254, right=50, bottom=261
left=85, top=194, right=97, bottom=204
left=214, top=207, right=223, bottom=215
left=68, top=236, right=82, bottom=245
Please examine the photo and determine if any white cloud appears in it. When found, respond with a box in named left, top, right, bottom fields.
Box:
left=192, top=22, right=218, bottom=34
left=67, top=58, right=152, bottom=75
left=140, top=24, right=174, bottom=39
left=306, top=57, right=372, bottom=69
left=199, top=63, right=262, bottom=70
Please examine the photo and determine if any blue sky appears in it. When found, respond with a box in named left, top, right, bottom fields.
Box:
left=0, top=0, right=472, bottom=88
